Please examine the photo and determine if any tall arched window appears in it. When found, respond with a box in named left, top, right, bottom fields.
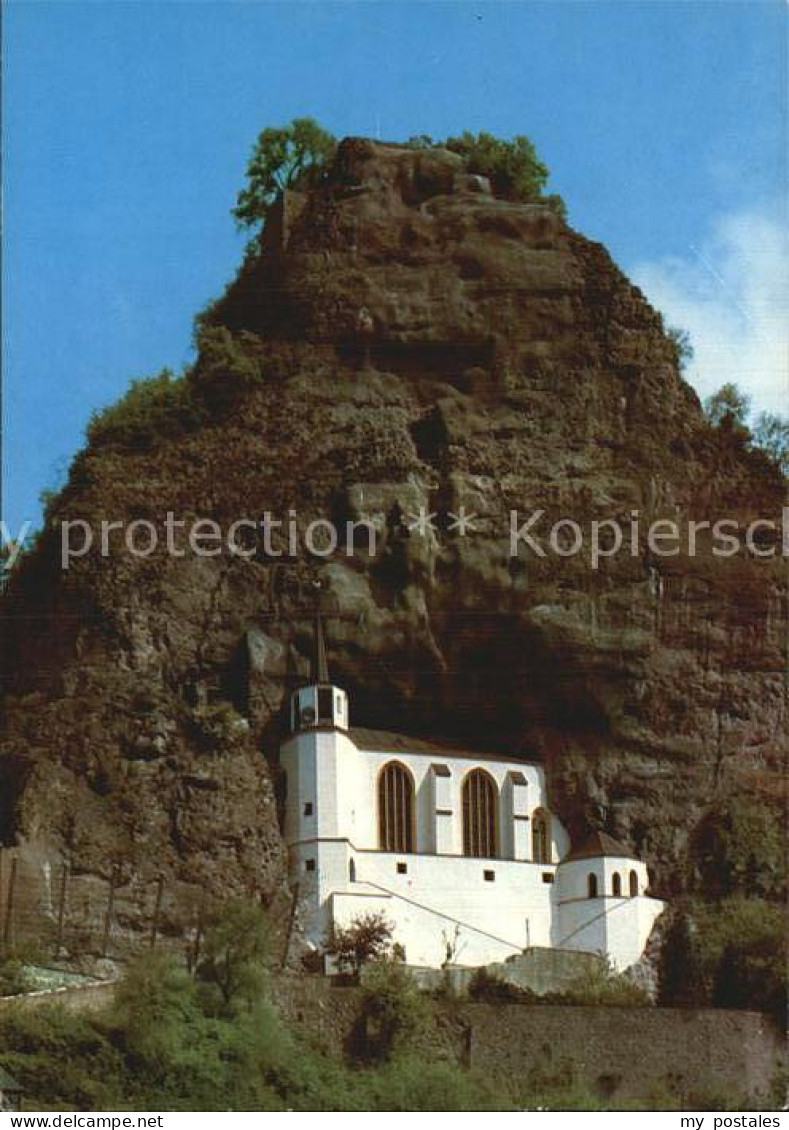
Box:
left=629, top=869, right=638, bottom=897
left=587, top=873, right=598, bottom=898
left=531, top=809, right=551, bottom=863
left=378, top=761, right=415, bottom=852
left=612, top=872, right=622, bottom=896
left=462, top=769, right=498, bottom=858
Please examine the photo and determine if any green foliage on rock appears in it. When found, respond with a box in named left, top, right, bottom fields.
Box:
left=691, top=795, right=784, bottom=900
left=752, top=411, right=789, bottom=474
left=702, top=382, right=787, bottom=477
left=233, top=117, right=337, bottom=232
left=704, top=382, right=751, bottom=428
left=658, top=898, right=786, bottom=1022
left=190, top=326, right=266, bottom=413
left=695, top=898, right=786, bottom=1022
left=666, top=325, right=694, bottom=373
left=87, top=368, right=205, bottom=450
left=85, top=326, right=270, bottom=450
left=444, top=130, right=549, bottom=201
left=409, top=129, right=565, bottom=216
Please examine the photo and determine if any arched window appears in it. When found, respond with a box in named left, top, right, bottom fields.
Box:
left=629, top=869, right=638, bottom=897
left=462, top=769, right=498, bottom=858
left=378, top=762, right=415, bottom=852
left=531, top=809, right=551, bottom=863
left=612, top=872, right=622, bottom=897
left=587, top=872, right=598, bottom=898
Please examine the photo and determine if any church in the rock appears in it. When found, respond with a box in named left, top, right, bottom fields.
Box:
left=280, top=616, right=664, bottom=971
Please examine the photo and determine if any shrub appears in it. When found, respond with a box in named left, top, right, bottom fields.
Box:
left=324, top=911, right=395, bottom=978
left=369, top=1054, right=505, bottom=1111
left=409, top=129, right=565, bottom=216
left=468, top=968, right=532, bottom=1003
left=0, top=957, right=32, bottom=997
left=470, top=961, right=650, bottom=1007
left=695, top=897, right=786, bottom=1022
left=444, top=130, right=549, bottom=203
left=354, top=958, right=430, bottom=1062
left=691, top=796, right=785, bottom=900
left=658, top=909, right=708, bottom=1008
left=553, top=961, right=651, bottom=1007
left=189, top=326, right=266, bottom=413
left=112, top=950, right=202, bottom=1076
left=87, top=368, right=205, bottom=450
left=752, top=412, right=789, bottom=474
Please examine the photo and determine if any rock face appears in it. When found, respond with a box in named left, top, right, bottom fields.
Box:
left=1, top=139, right=785, bottom=949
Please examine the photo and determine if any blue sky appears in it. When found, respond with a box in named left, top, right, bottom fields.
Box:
left=3, top=0, right=787, bottom=534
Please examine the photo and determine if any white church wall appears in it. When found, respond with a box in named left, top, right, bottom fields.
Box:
left=333, top=851, right=559, bottom=967
left=343, top=746, right=558, bottom=858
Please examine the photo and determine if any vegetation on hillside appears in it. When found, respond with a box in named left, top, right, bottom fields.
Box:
left=231, top=118, right=567, bottom=243
left=703, top=381, right=788, bottom=474
left=468, top=960, right=650, bottom=1008
left=0, top=914, right=769, bottom=1112
left=85, top=328, right=268, bottom=451
left=658, top=898, right=786, bottom=1023
left=408, top=130, right=566, bottom=217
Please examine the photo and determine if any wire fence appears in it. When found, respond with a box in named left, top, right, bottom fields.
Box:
left=0, top=845, right=295, bottom=969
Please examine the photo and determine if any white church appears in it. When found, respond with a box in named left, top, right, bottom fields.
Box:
left=280, top=615, right=664, bottom=972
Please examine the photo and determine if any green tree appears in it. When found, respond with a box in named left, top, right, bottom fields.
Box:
left=703, top=382, right=751, bottom=429
left=752, top=411, right=789, bottom=474
left=658, top=909, right=708, bottom=1007
left=196, top=899, right=269, bottom=1013
left=691, top=796, right=784, bottom=900
left=667, top=325, right=694, bottom=373
left=355, top=958, right=430, bottom=1062
left=700, top=899, right=786, bottom=1022
left=443, top=130, right=550, bottom=202
left=233, top=117, right=336, bottom=232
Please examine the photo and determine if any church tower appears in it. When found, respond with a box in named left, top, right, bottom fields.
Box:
left=289, top=608, right=349, bottom=733
left=280, top=608, right=358, bottom=948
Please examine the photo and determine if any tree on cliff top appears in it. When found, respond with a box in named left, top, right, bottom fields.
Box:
left=233, top=117, right=337, bottom=232
left=409, top=129, right=565, bottom=215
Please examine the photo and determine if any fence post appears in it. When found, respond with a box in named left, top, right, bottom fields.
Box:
left=55, top=863, right=69, bottom=955
left=281, top=881, right=301, bottom=969
left=150, top=877, right=164, bottom=949
left=3, top=855, right=17, bottom=953
left=102, top=867, right=118, bottom=958
left=191, top=885, right=207, bottom=972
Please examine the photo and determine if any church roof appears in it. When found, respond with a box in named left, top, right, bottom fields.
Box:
left=348, top=727, right=541, bottom=766
left=560, top=830, right=640, bottom=863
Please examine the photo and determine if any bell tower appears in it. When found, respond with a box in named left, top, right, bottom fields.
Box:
left=290, top=607, right=349, bottom=732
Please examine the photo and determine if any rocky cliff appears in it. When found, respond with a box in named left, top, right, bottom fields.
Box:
left=1, top=139, right=785, bottom=950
